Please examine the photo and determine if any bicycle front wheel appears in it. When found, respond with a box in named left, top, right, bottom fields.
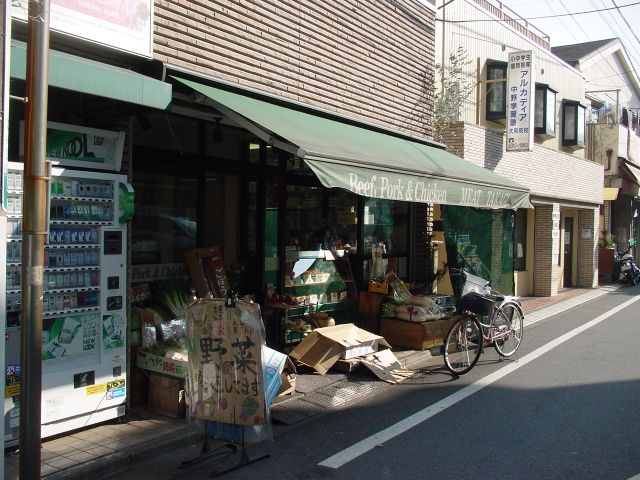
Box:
left=443, top=315, right=483, bottom=375
left=493, top=301, right=524, bottom=357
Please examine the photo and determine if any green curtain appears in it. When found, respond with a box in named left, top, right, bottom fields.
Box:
left=442, top=205, right=514, bottom=297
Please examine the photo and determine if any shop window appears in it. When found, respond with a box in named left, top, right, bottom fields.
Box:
left=363, top=198, right=409, bottom=255
left=132, top=173, right=197, bottom=265
left=328, top=190, right=359, bottom=254
left=362, top=198, right=409, bottom=280
left=283, top=186, right=324, bottom=250
left=265, top=145, right=280, bottom=167
left=247, top=142, right=260, bottom=164
left=286, top=156, right=314, bottom=176
left=486, top=61, right=507, bottom=122
left=513, top=209, right=527, bottom=271
left=562, top=100, right=586, bottom=149
left=534, top=84, right=557, bottom=138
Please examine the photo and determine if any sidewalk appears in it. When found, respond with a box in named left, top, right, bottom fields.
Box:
left=4, top=283, right=623, bottom=480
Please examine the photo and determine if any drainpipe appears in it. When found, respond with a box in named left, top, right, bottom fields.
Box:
left=20, top=1, right=50, bottom=479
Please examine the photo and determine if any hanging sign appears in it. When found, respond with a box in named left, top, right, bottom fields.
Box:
left=19, top=121, right=125, bottom=172
left=506, top=51, right=535, bottom=152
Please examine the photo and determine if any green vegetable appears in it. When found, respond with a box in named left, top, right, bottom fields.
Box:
left=151, top=279, right=191, bottom=318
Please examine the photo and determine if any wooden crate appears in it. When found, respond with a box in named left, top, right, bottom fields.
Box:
left=380, top=316, right=456, bottom=350
left=147, top=372, right=186, bottom=418
left=357, top=291, right=386, bottom=334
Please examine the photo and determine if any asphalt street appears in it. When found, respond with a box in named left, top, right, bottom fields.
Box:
left=106, top=285, right=640, bottom=480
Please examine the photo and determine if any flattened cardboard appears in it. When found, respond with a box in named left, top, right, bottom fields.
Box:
left=289, top=323, right=390, bottom=375
left=359, top=349, right=414, bottom=384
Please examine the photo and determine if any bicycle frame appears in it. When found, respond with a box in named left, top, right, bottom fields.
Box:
left=474, top=296, right=522, bottom=347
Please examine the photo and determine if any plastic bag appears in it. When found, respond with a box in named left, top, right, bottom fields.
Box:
left=387, top=272, right=411, bottom=302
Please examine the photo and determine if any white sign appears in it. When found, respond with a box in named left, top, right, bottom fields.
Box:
left=347, top=173, right=514, bottom=209
left=131, top=263, right=187, bottom=283
left=19, top=121, right=125, bottom=172
left=12, top=0, right=153, bottom=58
left=506, top=51, right=535, bottom=152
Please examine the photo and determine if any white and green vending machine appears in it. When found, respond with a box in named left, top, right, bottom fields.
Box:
left=4, top=122, right=133, bottom=445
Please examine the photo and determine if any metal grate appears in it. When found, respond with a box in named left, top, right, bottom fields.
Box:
left=302, top=391, right=348, bottom=408
left=270, top=398, right=326, bottom=425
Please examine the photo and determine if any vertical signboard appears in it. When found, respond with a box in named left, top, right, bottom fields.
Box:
left=12, top=0, right=153, bottom=58
left=506, top=51, right=534, bottom=152
left=551, top=211, right=561, bottom=265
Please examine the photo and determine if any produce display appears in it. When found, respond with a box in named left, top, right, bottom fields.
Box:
left=132, top=279, right=192, bottom=360
left=382, top=294, right=454, bottom=322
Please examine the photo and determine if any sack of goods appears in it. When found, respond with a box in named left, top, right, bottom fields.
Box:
left=393, top=295, right=449, bottom=322
left=457, top=291, right=495, bottom=316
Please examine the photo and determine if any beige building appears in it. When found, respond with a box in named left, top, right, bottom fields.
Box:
left=552, top=39, right=640, bottom=275
left=435, top=0, right=603, bottom=296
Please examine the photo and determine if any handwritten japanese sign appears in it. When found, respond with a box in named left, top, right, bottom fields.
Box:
left=185, top=298, right=266, bottom=425
left=506, top=51, right=535, bottom=152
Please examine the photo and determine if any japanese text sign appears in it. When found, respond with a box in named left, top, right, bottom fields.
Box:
left=506, top=51, right=535, bottom=152
left=185, top=299, right=267, bottom=426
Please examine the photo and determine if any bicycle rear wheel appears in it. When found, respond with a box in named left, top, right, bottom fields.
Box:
left=443, top=315, right=482, bottom=375
left=493, top=301, right=524, bottom=357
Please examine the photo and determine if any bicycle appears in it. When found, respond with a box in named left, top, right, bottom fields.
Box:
left=443, top=272, right=524, bottom=376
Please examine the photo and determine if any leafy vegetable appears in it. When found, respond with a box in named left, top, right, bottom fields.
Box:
left=151, top=279, right=191, bottom=318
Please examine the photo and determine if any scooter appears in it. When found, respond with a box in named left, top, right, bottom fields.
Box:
left=616, top=249, right=640, bottom=285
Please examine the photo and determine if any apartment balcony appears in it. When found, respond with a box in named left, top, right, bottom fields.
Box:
left=587, top=123, right=640, bottom=173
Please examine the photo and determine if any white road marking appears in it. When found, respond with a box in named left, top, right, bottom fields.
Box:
left=318, top=295, right=640, bottom=469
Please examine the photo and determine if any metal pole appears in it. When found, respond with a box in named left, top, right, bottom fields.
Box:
left=1, top=1, right=14, bottom=475
left=20, top=1, right=50, bottom=479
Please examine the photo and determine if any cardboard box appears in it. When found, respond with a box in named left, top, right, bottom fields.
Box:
left=136, top=348, right=188, bottom=378
left=380, top=317, right=456, bottom=350
left=289, top=323, right=390, bottom=374
left=277, top=371, right=297, bottom=397
left=263, top=346, right=288, bottom=405
left=368, top=281, right=389, bottom=294
left=147, top=372, right=185, bottom=418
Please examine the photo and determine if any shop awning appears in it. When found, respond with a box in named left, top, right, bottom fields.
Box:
left=621, top=160, right=640, bottom=185
left=603, top=187, right=619, bottom=201
left=10, top=41, right=171, bottom=110
left=172, top=76, right=532, bottom=209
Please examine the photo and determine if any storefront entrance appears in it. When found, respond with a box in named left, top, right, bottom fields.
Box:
left=563, top=216, right=574, bottom=287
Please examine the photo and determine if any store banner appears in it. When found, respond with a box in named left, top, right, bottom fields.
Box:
left=19, top=121, right=125, bottom=172
left=306, top=160, right=532, bottom=209
left=12, top=0, right=153, bottom=58
left=506, top=51, right=535, bottom=152
left=185, top=298, right=267, bottom=426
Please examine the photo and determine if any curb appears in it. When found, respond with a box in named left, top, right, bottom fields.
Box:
left=44, top=424, right=204, bottom=480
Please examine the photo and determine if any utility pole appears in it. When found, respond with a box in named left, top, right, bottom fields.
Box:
left=20, top=1, right=50, bottom=478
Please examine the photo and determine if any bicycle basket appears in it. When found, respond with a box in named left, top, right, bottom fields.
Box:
left=457, top=291, right=495, bottom=316
left=461, top=272, right=490, bottom=296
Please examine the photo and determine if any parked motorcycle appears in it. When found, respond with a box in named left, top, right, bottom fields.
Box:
left=616, top=249, right=640, bottom=285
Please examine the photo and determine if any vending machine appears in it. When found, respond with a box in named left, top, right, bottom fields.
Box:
left=4, top=159, right=130, bottom=444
